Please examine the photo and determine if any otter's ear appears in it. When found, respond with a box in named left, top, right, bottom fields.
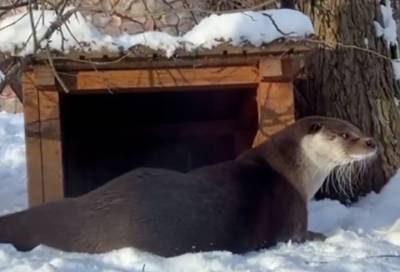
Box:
left=309, top=122, right=323, bottom=133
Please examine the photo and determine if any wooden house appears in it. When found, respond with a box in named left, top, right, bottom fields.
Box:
left=22, top=41, right=311, bottom=206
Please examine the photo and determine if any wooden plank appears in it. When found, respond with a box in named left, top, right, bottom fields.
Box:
left=59, top=66, right=260, bottom=92
left=34, top=65, right=55, bottom=90
left=253, top=82, right=295, bottom=146
left=259, top=58, right=302, bottom=82
left=34, top=39, right=314, bottom=64
left=259, top=58, right=283, bottom=79
left=38, top=90, right=65, bottom=202
left=51, top=55, right=264, bottom=72
left=22, top=73, right=44, bottom=207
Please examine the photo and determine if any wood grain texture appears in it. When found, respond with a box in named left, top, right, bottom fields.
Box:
left=22, top=73, right=44, bottom=207
left=253, top=82, right=294, bottom=146
left=60, top=66, right=260, bottom=92
left=38, top=90, right=64, bottom=203
left=23, top=69, right=65, bottom=206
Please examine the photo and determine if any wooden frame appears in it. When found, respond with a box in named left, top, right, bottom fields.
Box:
left=23, top=73, right=64, bottom=206
left=23, top=47, right=304, bottom=206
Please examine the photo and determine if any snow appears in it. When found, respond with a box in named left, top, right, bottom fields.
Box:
left=182, top=10, right=313, bottom=49
left=0, top=112, right=26, bottom=215
left=0, top=71, right=5, bottom=84
left=392, top=59, right=400, bottom=80
left=0, top=8, right=314, bottom=57
left=374, top=0, right=400, bottom=81
left=374, top=0, right=398, bottom=47
left=0, top=112, right=400, bottom=271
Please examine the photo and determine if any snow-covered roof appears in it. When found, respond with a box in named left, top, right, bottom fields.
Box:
left=0, top=8, right=314, bottom=58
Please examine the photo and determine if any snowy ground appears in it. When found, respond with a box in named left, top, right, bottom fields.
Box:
left=0, top=112, right=399, bottom=271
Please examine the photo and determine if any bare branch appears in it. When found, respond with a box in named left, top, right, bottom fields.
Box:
left=0, top=12, right=28, bottom=31
left=87, top=0, right=277, bottom=18
left=28, top=0, right=39, bottom=52
left=0, top=1, right=31, bottom=10
left=39, top=7, right=78, bottom=47
left=262, top=12, right=295, bottom=36
left=46, top=46, right=69, bottom=93
left=0, top=59, right=25, bottom=101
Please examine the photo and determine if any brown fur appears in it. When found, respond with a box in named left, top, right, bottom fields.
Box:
left=0, top=116, right=376, bottom=257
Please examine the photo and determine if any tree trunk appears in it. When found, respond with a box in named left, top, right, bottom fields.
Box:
left=281, top=0, right=296, bottom=9
left=295, top=0, right=400, bottom=202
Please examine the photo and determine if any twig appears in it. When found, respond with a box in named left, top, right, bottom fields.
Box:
left=46, top=46, right=69, bottom=93
left=304, top=38, right=394, bottom=62
left=38, top=7, right=78, bottom=47
left=87, top=0, right=277, bottom=19
left=0, top=0, right=31, bottom=10
left=0, top=59, right=25, bottom=101
left=28, top=0, right=39, bottom=52
left=262, top=12, right=295, bottom=36
left=0, top=12, right=28, bottom=31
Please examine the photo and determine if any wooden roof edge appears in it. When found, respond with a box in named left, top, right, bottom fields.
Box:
left=30, top=38, right=318, bottom=71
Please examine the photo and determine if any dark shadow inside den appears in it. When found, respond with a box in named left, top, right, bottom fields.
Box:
left=60, top=88, right=258, bottom=197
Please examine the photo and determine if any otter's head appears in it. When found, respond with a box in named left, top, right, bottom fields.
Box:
left=264, top=116, right=378, bottom=200
left=298, top=116, right=377, bottom=167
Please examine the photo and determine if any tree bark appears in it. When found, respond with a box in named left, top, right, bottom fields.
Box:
left=281, top=0, right=296, bottom=9
left=296, top=0, right=400, bottom=202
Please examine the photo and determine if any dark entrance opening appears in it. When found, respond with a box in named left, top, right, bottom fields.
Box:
left=60, top=88, right=258, bottom=197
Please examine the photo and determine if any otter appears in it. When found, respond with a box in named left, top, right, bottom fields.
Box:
left=0, top=116, right=377, bottom=257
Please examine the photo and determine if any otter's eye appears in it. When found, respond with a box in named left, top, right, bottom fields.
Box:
left=309, top=122, right=322, bottom=133
left=341, top=133, right=349, bottom=139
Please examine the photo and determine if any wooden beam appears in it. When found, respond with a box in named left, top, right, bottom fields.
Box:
left=38, top=89, right=65, bottom=203
left=34, top=65, right=55, bottom=91
left=34, top=40, right=314, bottom=69
left=49, top=55, right=265, bottom=72
left=253, top=82, right=295, bottom=146
left=259, top=58, right=302, bottom=82
left=22, top=73, right=44, bottom=207
left=259, top=58, right=283, bottom=80
left=59, top=66, right=260, bottom=92
left=23, top=68, right=65, bottom=206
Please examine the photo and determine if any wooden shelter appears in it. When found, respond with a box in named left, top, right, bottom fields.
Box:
left=22, top=41, right=312, bottom=207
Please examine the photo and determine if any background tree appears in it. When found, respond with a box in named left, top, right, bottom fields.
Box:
left=294, top=0, right=400, bottom=202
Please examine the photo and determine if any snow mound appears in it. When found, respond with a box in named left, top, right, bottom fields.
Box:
left=0, top=112, right=26, bottom=215
left=0, top=113, right=399, bottom=271
left=0, top=8, right=314, bottom=57
left=374, top=0, right=398, bottom=47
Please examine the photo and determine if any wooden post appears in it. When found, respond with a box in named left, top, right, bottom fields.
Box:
left=38, top=89, right=64, bottom=203
left=22, top=67, right=65, bottom=206
left=23, top=73, right=44, bottom=206
left=253, top=58, right=296, bottom=146
left=253, top=82, right=295, bottom=146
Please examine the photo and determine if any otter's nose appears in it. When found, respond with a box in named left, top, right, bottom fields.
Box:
left=365, top=138, right=376, bottom=149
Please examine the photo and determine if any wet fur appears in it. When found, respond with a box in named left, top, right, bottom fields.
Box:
left=0, top=160, right=306, bottom=256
